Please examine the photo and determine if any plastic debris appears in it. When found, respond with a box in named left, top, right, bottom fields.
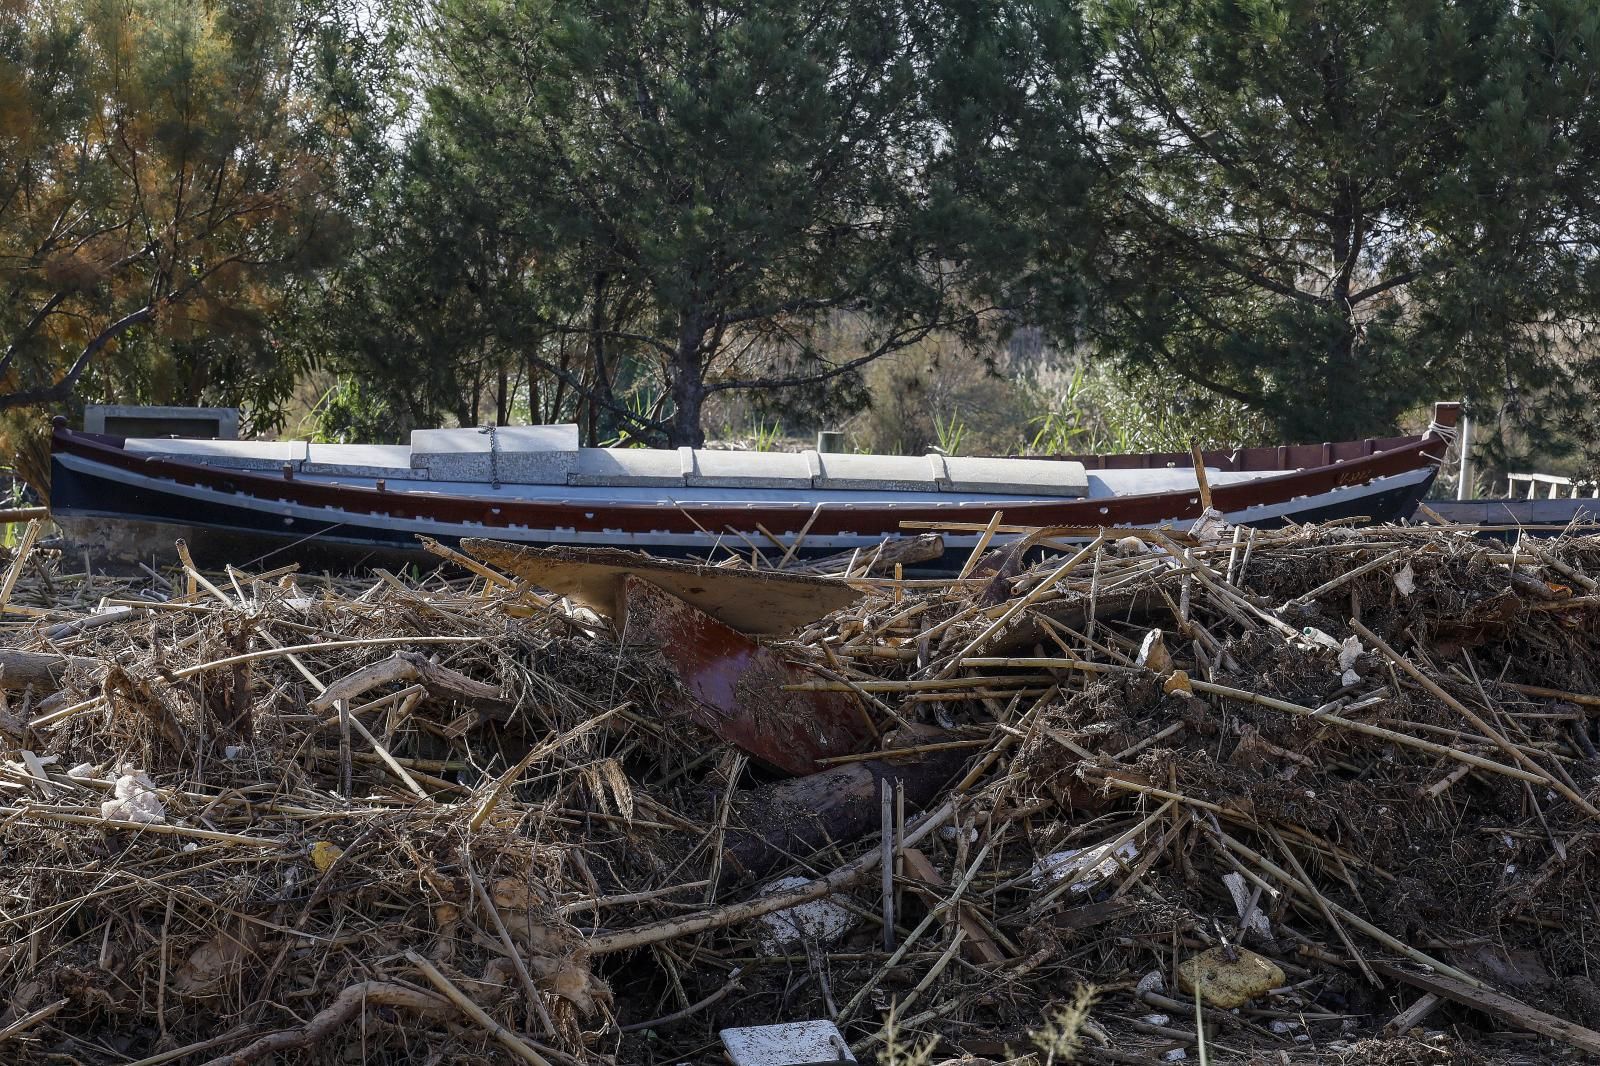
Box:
left=751, top=876, right=856, bottom=952
left=100, top=769, right=165, bottom=824
left=1031, top=840, right=1140, bottom=893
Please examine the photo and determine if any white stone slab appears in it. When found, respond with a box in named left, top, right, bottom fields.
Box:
left=302, top=443, right=420, bottom=478
left=686, top=449, right=812, bottom=489
left=410, top=425, right=580, bottom=484
left=125, top=438, right=308, bottom=471
left=813, top=452, right=939, bottom=492
left=720, top=1021, right=856, bottom=1066
left=567, top=448, right=686, bottom=487
left=939, top=455, right=1088, bottom=497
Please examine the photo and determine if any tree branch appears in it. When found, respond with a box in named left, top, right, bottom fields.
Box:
left=0, top=303, right=157, bottom=412
left=0, top=292, right=67, bottom=380
left=705, top=308, right=995, bottom=395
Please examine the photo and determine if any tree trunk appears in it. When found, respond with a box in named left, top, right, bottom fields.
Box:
left=668, top=312, right=707, bottom=447
left=527, top=356, right=542, bottom=425
left=587, top=273, right=619, bottom=445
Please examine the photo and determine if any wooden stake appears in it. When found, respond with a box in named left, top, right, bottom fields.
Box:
left=1371, top=960, right=1600, bottom=1056
left=0, top=519, right=41, bottom=617
left=881, top=778, right=896, bottom=951
left=1190, top=442, right=1213, bottom=512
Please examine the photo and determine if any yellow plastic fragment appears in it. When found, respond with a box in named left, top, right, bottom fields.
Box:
left=1162, top=669, right=1194, bottom=696
left=309, top=840, right=343, bottom=872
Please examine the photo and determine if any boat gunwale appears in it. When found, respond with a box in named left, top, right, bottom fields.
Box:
left=51, top=421, right=1448, bottom=536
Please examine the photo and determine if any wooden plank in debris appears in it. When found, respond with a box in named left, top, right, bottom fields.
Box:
left=1370, top=960, right=1600, bottom=1056
left=0, top=649, right=99, bottom=691
left=309, top=652, right=508, bottom=717
left=619, top=575, right=875, bottom=774
left=900, top=848, right=1008, bottom=965
left=461, top=539, right=861, bottom=635
left=1050, top=897, right=1139, bottom=931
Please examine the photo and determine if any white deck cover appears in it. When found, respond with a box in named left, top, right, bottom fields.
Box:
left=812, top=452, right=940, bottom=492
left=937, top=455, right=1088, bottom=497
left=304, top=443, right=418, bottom=478
left=123, top=424, right=1102, bottom=498
left=685, top=448, right=812, bottom=489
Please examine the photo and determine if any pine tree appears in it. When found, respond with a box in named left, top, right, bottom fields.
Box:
left=1049, top=0, right=1600, bottom=453
left=316, top=0, right=1070, bottom=447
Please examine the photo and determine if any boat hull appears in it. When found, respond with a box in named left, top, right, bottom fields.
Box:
left=50, top=426, right=1442, bottom=571
left=1421, top=498, right=1600, bottom=539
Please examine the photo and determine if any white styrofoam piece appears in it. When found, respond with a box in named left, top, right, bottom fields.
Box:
left=939, top=455, right=1088, bottom=497
left=720, top=1021, right=856, bottom=1066
left=751, top=876, right=856, bottom=952
left=1030, top=839, right=1139, bottom=891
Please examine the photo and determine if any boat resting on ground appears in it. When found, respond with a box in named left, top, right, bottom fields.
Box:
left=49, top=404, right=1458, bottom=570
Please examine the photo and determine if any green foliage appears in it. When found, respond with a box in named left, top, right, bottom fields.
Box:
left=1023, top=360, right=1275, bottom=455
left=1033, top=0, right=1600, bottom=460
left=599, top=391, right=666, bottom=448
left=747, top=418, right=784, bottom=454
left=933, top=410, right=968, bottom=456
left=6, top=0, right=1597, bottom=474
left=301, top=376, right=402, bottom=444
left=304, top=0, right=1070, bottom=447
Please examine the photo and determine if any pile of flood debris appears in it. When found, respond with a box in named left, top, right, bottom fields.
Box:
left=4, top=518, right=1600, bottom=1065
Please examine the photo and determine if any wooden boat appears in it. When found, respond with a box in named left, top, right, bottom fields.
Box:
left=48, top=404, right=1459, bottom=569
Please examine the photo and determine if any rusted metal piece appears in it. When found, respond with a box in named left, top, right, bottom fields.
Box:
left=618, top=575, right=875, bottom=774
left=462, top=539, right=862, bottom=635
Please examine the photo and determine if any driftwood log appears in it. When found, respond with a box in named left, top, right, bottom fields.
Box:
left=309, top=652, right=509, bottom=717
left=0, top=649, right=98, bottom=691
left=721, top=746, right=970, bottom=877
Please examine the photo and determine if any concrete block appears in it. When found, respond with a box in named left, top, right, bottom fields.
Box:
left=720, top=1021, right=856, bottom=1066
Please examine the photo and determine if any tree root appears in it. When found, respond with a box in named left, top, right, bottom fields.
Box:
left=196, top=982, right=453, bottom=1066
